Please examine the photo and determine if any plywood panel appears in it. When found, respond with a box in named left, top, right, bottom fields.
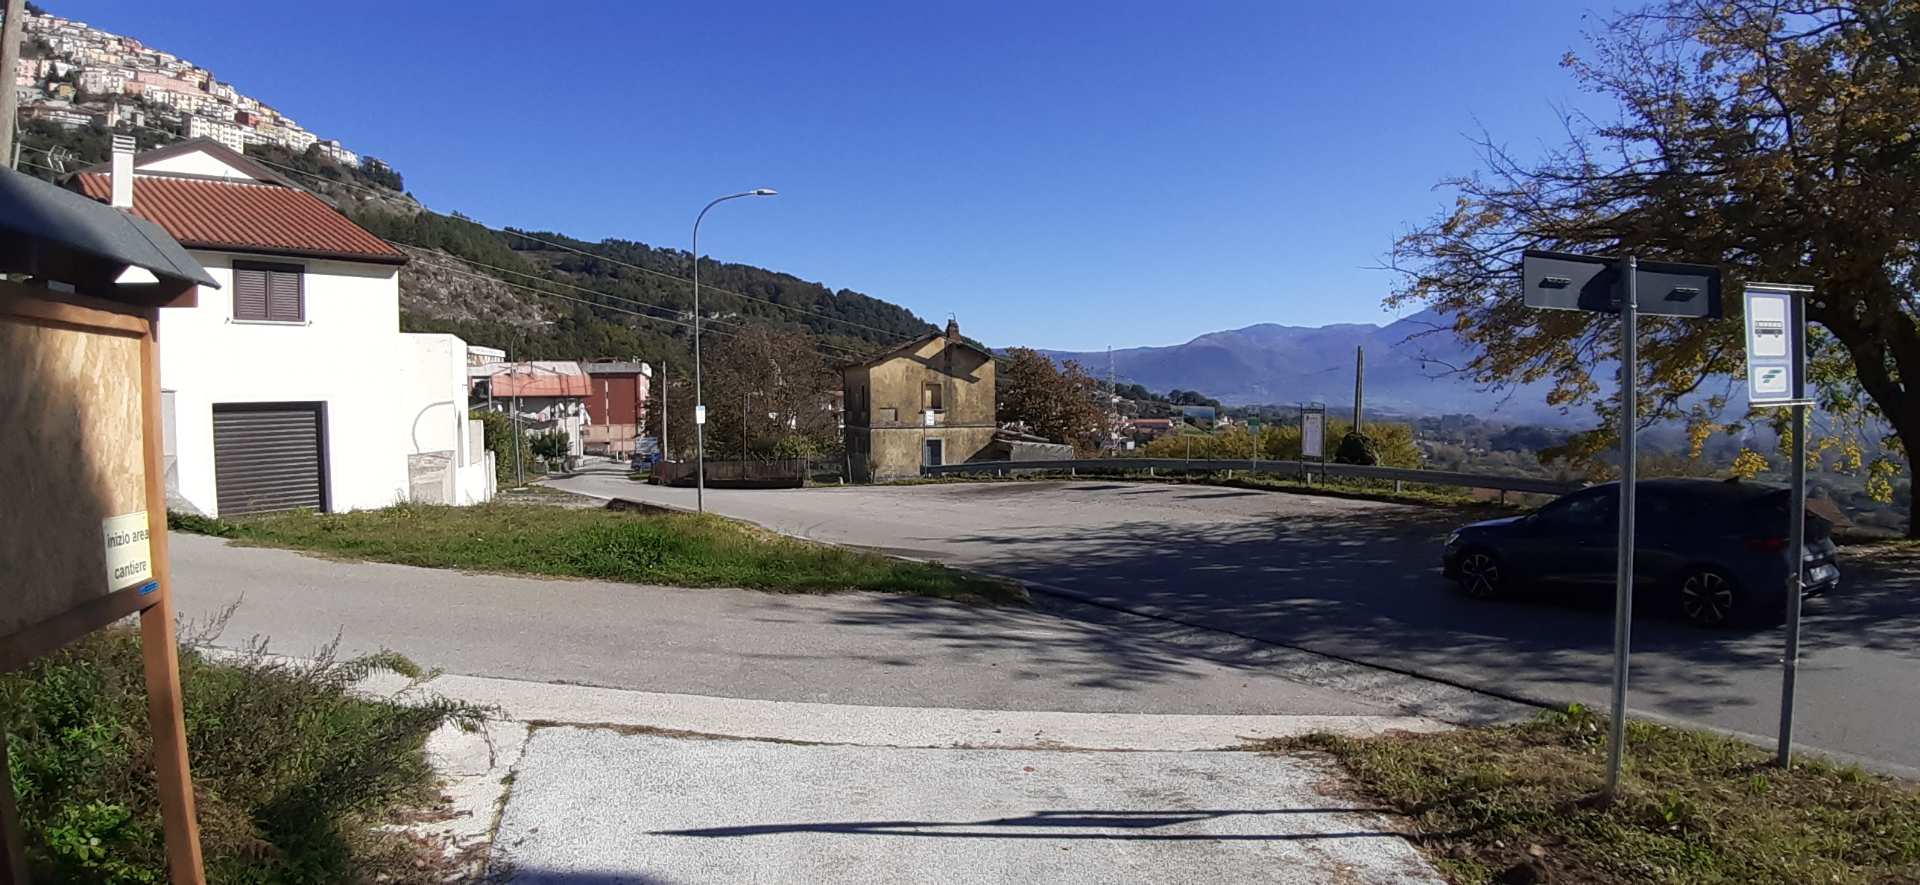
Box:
left=0, top=315, right=149, bottom=638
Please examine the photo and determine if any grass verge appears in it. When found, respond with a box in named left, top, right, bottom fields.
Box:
left=1261, top=706, right=1920, bottom=884
left=173, top=503, right=1023, bottom=603
left=1, top=626, right=487, bottom=884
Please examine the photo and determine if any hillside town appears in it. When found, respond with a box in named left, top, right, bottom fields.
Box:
left=9, top=5, right=359, bottom=165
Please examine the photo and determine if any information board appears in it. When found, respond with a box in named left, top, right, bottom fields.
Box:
left=0, top=316, right=149, bottom=640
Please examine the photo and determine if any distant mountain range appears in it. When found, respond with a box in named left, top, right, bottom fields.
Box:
left=1034, top=311, right=1581, bottom=424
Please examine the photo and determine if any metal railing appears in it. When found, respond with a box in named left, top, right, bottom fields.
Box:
left=653, top=458, right=810, bottom=489
left=920, top=457, right=1584, bottom=497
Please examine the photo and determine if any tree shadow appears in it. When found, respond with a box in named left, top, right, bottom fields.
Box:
left=650, top=807, right=1401, bottom=841
left=871, top=500, right=1919, bottom=734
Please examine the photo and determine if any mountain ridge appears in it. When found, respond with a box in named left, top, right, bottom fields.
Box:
left=1031, top=310, right=1578, bottom=424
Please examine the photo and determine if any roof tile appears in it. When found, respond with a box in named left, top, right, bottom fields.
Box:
left=75, top=173, right=406, bottom=264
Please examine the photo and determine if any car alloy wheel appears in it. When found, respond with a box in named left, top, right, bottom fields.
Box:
left=1458, top=551, right=1501, bottom=599
left=1679, top=569, right=1736, bottom=627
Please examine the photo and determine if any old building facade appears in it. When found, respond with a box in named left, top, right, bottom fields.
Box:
left=841, top=319, right=995, bottom=482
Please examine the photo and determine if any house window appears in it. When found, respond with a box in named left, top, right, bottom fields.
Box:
left=923, top=382, right=943, bottom=412
left=232, top=261, right=305, bottom=322
left=878, top=407, right=898, bottom=424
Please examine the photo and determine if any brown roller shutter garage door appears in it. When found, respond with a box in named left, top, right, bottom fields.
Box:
left=212, top=403, right=326, bottom=516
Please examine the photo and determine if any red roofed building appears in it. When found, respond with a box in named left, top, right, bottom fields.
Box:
left=68, top=137, right=495, bottom=516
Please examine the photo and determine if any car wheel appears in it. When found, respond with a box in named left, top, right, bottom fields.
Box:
left=1455, top=548, right=1505, bottom=600
left=1677, top=567, right=1741, bottom=628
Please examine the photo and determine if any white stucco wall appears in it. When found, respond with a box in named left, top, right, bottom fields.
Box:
left=395, top=333, right=493, bottom=506
left=136, top=152, right=255, bottom=180
left=161, top=251, right=488, bottom=516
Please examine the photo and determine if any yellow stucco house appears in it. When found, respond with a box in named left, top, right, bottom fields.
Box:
left=842, top=318, right=996, bottom=482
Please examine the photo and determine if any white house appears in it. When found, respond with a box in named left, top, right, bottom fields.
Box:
left=71, top=136, right=493, bottom=516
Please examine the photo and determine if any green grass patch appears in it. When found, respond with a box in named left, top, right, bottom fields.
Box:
left=1260, top=706, right=1920, bottom=884
left=2, top=627, right=487, bottom=884
left=174, top=504, right=1022, bottom=603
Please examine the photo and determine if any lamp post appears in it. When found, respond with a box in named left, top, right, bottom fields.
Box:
left=692, top=188, right=777, bottom=512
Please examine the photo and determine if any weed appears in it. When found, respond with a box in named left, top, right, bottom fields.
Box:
left=1, top=628, right=489, bottom=883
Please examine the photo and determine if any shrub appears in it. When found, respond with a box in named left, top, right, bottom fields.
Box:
left=0, top=627, right=487, bottom=884
left=472, top=408, right=524, bottom=484
left=1334, top=430, right=1381, bottom=465
left=528, top=429, right=571, bottom=462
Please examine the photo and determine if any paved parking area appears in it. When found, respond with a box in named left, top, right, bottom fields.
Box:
left=551, top=469, right=1920, bottom=775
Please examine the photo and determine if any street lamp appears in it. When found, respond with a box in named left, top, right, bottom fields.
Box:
left=692, top=188, right=777, bottom=512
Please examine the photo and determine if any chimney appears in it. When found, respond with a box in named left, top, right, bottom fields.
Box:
left=109, top=134, right=135, bottom=209
left=945, top=314, right=960, bottom=339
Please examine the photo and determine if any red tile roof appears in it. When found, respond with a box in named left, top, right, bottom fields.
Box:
left=74, top=173, right=407, bottom=265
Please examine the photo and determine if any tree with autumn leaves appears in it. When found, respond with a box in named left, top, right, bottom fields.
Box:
left=1392, top=0, right=1920, bottom=534
left=997, top=348, right=1108, bottom=453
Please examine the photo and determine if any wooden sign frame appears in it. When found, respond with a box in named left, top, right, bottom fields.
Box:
left=0, top=280, right=204, bottom=884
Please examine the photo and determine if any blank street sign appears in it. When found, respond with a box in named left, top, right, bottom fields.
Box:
left=1523, top=250, right=1618, bottom=313
left=1522, top=250, right=1723, bottom=319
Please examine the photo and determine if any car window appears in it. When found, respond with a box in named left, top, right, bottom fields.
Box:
left=1539, top=489, right=1616, bottom=530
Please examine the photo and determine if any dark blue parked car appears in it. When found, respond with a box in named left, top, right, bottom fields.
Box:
left=1441, top=478, right=1839, bottom=628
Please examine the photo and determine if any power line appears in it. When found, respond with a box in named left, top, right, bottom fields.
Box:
left=389, top=244, right=861, bottom=354
left=416, top=259, right=881, bottom=361
left=62, top=121, right=886, bottom=361
left=104, top=120, right=928, bottom=346
left=496, top=226, right=923, bottom=343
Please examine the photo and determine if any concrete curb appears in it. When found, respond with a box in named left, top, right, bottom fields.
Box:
left=359, top=669, right=1452, bottom=752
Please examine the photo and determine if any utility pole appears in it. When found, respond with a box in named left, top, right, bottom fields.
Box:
left=1106, top=346, right=1117, bottom=453
left=1353, top=345, right=1365, bottom=432
left=658, top=357, right=667, bottom=465
left=0, top=0, right=27, bottom=168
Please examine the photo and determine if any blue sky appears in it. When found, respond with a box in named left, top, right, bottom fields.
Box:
left=58, top=1, right=1612, bottom=350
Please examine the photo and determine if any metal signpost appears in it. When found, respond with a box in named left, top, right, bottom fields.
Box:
left=1744, top=282, right=1815, bottom=767
left=1521, top=250, right=1721, bottom=801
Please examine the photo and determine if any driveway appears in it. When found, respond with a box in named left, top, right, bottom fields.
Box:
left=549, top=466, right=1920, bottom=775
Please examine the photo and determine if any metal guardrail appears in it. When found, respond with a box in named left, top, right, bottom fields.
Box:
left=920, top=457, right=1585, bottom=497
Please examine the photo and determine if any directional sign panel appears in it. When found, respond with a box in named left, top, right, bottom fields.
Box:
left=1523, top=250, right=1617, bottom=313
left=1744, top=283, right=1809, bottom=405
left=1522, top=250, right=1724, bottom=318
left=1634, top=258, right=1723, bottom=319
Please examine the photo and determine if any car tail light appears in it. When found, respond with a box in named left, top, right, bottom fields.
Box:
left=1745, top=536, right=1788, bottom=553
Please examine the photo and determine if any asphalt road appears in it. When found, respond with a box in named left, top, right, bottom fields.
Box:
left=169, top=534, right=1514, bottom=722
left=549, top=467, right=1920, bottom=775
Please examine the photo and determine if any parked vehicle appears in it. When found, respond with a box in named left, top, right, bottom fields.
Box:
left=1441, top=478, right=1838, bottom=628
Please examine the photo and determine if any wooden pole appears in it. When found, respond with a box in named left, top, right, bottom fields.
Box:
left=1353, top=346, right=1365, bottom=432
left=0, top=0, right=27, bottom=168
left=1, top=731, right=27, bottom=884
left=137, top=324, right=205, bottom=884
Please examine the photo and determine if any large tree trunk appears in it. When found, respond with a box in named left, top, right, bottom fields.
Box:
left=1812, top=295, right=1920, bottom=538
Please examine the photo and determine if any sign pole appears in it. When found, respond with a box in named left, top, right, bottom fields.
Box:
left=1777, top=289, right=1809, bottom=767
left=139, top=327, right=206, bottom=883
left=1603, top=256, right=1639, bottom=802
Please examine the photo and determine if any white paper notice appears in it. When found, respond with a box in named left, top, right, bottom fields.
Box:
left=102, top=511, right=152, bottom=592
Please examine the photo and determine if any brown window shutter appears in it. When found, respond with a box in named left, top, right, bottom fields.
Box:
left=234, top=267, right=269, bottom=320
left=266, top=268, right=304, bottom=322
